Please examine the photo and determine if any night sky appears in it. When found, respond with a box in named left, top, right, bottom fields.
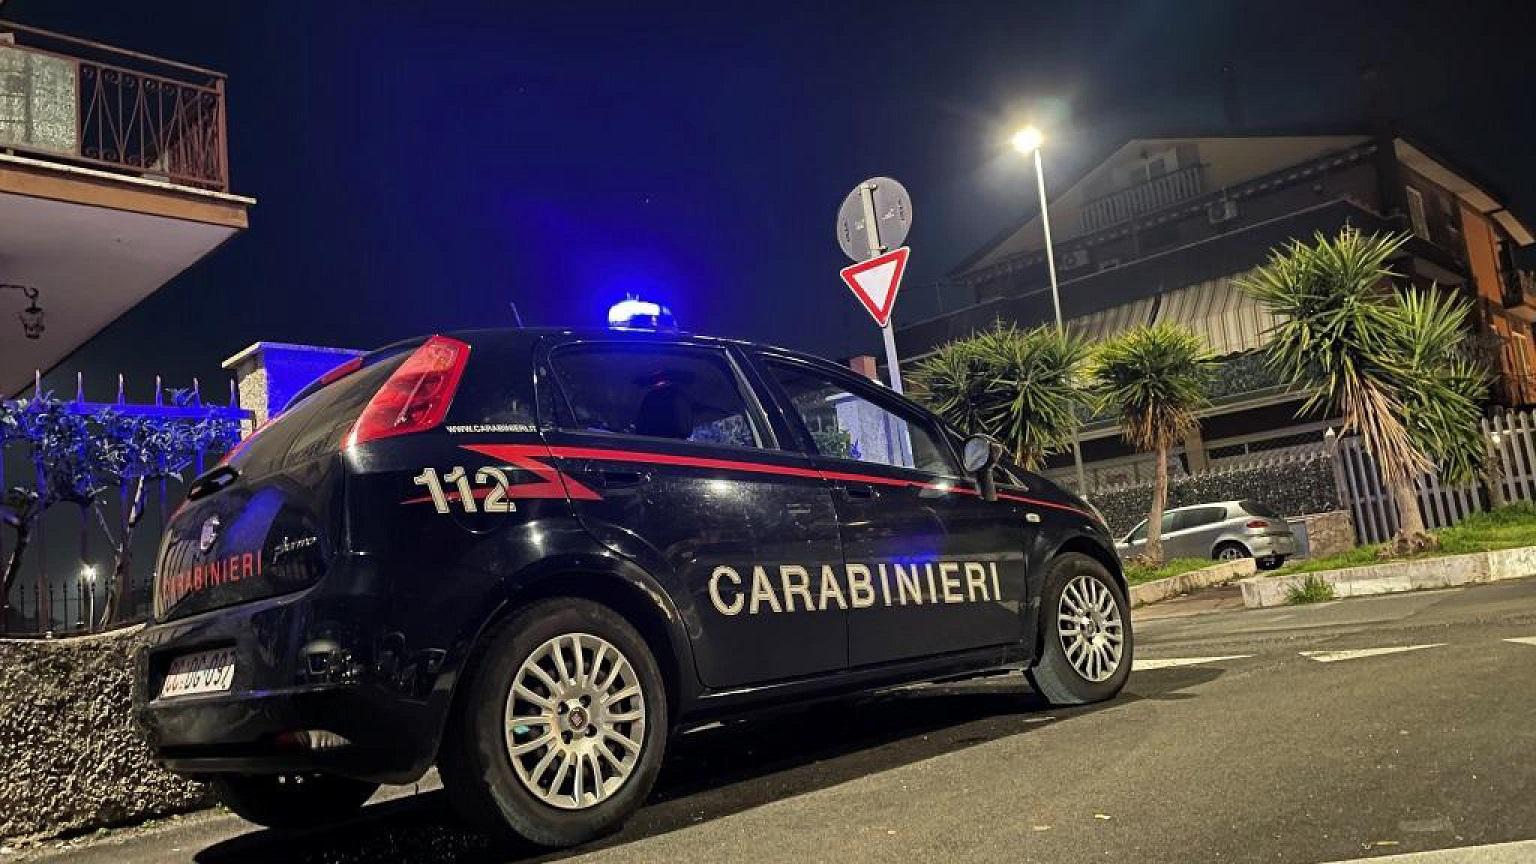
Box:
left=8, top=0, right=1534, bottom=399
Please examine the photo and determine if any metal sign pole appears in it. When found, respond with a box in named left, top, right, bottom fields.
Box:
left=858, top=183, right=904, bottom=394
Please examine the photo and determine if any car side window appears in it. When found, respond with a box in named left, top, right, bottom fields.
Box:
left=549, top=344, right=762, bottom=448
left=1173, top=507, right=1224, bottom=531
left=762, top=358, right=954, bottom=475
left=1127, top=521, right=1148, bottom=542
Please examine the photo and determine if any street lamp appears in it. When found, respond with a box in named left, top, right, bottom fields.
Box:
left=1012, top=125, right=1087, bottom=495
left=81, top=565, right=97, bottom=632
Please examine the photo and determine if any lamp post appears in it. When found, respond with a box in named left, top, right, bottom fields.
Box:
left=81, top=566, right=97, bottom=632
left=1012, top=125, right=1087, bottom=495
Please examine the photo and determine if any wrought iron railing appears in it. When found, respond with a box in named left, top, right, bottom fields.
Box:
left=1080, top=163, right=1205, bottom=233
left=0, top=20, right=228, bottom=191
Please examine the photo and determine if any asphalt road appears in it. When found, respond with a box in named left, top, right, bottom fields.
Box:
left=9, top=579, right=1536, bottom=864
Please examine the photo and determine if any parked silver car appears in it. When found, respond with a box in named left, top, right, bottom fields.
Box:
left=1115, top=500, right=1296, bottom=570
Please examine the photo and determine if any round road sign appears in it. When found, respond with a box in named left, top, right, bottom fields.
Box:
left=836, top=176, right=913, bottom=262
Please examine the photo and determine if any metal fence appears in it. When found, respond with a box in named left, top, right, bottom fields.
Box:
left=1329, top=410, right=1536, bottom=544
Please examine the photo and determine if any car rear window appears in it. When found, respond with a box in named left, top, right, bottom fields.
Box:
left=1239, top=500, right=1286, bottom=519
left=230, top=356, right=405, bottom=479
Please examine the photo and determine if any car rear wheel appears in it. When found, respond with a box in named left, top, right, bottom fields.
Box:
left=440, top=597, right=668, bottom=847
left=1027, top=553, right=1132, bottom=706
left=1214, top=541, right=1250, bottom=562
left=210, top=773, right=378, bottom=829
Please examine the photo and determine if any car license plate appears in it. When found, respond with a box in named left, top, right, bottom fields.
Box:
left=159, top=648, right=236, bottom=698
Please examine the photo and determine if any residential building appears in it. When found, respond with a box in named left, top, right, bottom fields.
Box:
left=896, top=130, right=1535, bottom=490
left=0, top=20, right=252, bottom=396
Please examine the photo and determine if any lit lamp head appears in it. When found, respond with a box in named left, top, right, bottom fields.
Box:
left=607, top=295, right=678, bottom=331
left=1011, top=125, right=1044, bottom=155
left=81, top=565, right=97, bottom=583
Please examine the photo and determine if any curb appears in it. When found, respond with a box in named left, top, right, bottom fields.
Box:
left=1237, top=545, right=1536, bottom=608
left=1129, top=558, right=1257, bottom=607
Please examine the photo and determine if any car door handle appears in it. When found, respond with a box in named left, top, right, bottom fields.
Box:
left=599, top=469, right=649, bottom=488
left=841, top=484, right=876, bottom=499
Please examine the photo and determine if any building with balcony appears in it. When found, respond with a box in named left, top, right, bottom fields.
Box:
left=896, top=130, right=1535, bottom=490
left=0, top=20, right=252, bottom=396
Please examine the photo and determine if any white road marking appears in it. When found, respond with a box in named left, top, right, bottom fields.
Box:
left=1504, top=637, right=1536, bottom=646
left=1299, top=644, right=1445, bottom=663
left=1133, top=655, right=1252, bottom=671
left=1319, top=838, right=1536, bottom=862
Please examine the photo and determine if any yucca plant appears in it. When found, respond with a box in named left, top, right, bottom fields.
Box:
left=1091, top=323, right=1215, bottom=564
left=1240, top=228, right=1488, bottom=551
left=910, top=321, right=1091, bottom=470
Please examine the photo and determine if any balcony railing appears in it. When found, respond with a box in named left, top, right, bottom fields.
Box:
left=0, top=20, right=228, bottom=191
left=1080, top=163, right=1204, bottom=233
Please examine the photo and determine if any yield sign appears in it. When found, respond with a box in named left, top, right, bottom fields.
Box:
left=839, top=246, right=909, bottom=328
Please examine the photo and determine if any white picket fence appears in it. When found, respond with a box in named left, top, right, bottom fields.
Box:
left=1334, top=410, right=1536, bottom=544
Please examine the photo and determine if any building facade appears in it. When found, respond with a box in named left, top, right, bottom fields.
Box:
left=896, top=131, right=1535, bottom=491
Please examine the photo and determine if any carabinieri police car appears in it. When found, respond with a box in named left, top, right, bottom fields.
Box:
left=133, top=327, right=1132, bottom=846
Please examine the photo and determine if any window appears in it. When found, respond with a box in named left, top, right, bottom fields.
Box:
left=549, top=344, right=761, bottom=448
left=764, top=359, right=953, bottom=475
left=1170, top=506, right=1226, bottom=531
left=1126, top=521, right=1148, bottom=543
left=1240, top=500, right=1286, bottom=520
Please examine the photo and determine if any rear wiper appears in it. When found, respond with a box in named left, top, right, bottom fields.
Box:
left=186, top=465, right=239, bottom=501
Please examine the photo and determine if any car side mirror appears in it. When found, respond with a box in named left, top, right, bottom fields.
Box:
left=962, top=434, right=1004, bottom=502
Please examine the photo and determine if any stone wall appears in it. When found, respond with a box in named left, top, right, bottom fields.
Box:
left=0, top=628, right=213, bottom=843
left=1297, top=509, right=1356, bottom=559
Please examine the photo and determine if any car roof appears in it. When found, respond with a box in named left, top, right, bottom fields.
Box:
left=434, top=326, right=868, bottom=379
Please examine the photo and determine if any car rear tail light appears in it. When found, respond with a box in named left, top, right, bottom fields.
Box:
left=1245, top=519, right=1270, bottom=529
left=346, top=335, right=470, bottom=447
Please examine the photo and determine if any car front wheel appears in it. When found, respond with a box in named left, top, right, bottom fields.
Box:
left=1027, top=553, right=1133, bottom=706
left=440, top=597, right=668, bottom=847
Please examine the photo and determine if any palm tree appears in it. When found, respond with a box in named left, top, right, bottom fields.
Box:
left=1240, top=228, right=1487, bottom=549
left=911, top=322, right=1091, bottom=470
left=1091, top=323, right=1215, bottom=564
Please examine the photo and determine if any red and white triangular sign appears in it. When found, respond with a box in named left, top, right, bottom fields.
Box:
left=839, top=246, right=909, bottom=328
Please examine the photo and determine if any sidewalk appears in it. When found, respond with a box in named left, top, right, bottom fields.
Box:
left=1132, top=584, right=1247, bottom=621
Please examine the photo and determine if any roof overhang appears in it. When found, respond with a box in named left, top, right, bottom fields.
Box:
left=1, top=153, right=253, bottom=395
left=1395, top=138, right=1534, bottom=246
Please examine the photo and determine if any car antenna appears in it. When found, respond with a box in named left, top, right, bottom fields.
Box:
left=509, top=302, right=525, bottom=328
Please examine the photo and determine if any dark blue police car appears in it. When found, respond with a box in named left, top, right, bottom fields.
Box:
left=134, top=328, right=1131, bottom=846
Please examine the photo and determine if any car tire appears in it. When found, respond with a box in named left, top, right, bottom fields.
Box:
left=210, top=773, right=378, bottom=829
left=439, top=597, right=668, bottom=847
left=1213, top=541, right=1251, bottom=562
left=1026, top=553, right=1133, bottom=706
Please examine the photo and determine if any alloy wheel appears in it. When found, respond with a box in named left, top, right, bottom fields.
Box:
left=503, top=632, right=646, bottom=810
left=1057, top=573, right=1125, bottom=683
